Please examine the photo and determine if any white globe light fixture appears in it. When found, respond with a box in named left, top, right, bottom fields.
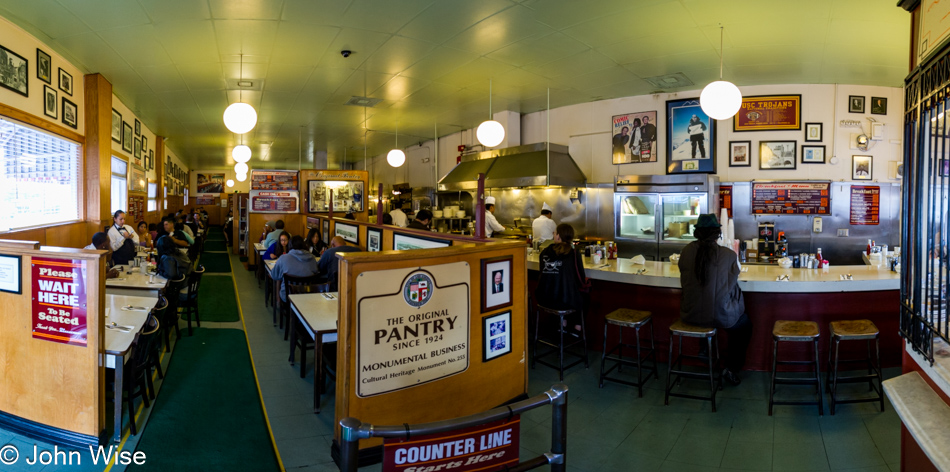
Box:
left=223, top=102, right=258, bottom=134
left=232, top=144, right=251, bottom=163
left=236, top=172, right=247, bottom=182
left=476, top=120, right=505, bottom=147
left=226, top=179, right=235, bottom=188
left=387, top=149, right=406, bottom=167
left=234, top=162, right=249, bottom=175
left=699, top=26, right=742, bottom=121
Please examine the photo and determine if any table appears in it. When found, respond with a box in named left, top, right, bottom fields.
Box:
left=104, top=294, right=156, bottom=443
left=105, top=268, right=167, bottom=298
left=289, top=292, right=339, bottom=412
left=254, top=242, right=267, bottom=287
left=264, top=259, right=278, bottom=323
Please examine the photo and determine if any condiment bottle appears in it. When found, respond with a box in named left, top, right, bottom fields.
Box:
left=816, top=248, right=823, bottom=268
left=866, top=239, right=872, bottom=256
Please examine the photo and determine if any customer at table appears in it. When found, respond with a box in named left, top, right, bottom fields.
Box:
left=155, top=235, right=193, bottom=280
left=382, top=213, right=393, bottom=225
left=85, top=232, right=121, bottom=279
left=179, top=215, right=195, bottom=240
left=484, top=196, right=505, bottom=237
left=535, top=224, right=586, bottom=316
left=408, top=209, right=433, bottom=231
left=305, top=227, right=328, bottom=257
left=318, top=236, right=361, bottom=286
left=185, top=213, right=199, bottom=236
left=264, top=220, right=285, bottom=248
left=159, top=217, right=190, bottom=248
left=271, top=236, right=319, bottom=302
left=107, top=210, right=139, bottom=265
left=264, top=232, right=291, bottom=260
left=390, top=206, right=408, bottom=227
left=532, top=202, right=557, bottom=244
left=136, top=221, right=154, bottom=250
left=677, top=214, right=752, bottom=386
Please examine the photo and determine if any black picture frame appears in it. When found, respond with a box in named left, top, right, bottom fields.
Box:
left=61, top=97, right=77, bottom=129
left=759, top=140, right=797, bottom=170
left=804, top=123, right=822, bottom=142
left=148, top=150, right=154, bottom=170
left=0, top=254, right=23, bottom=295
left=728, top=141, right=751, bottom=167
left=852, top=155, right=873, bottom=180
left=142, top=135, right=148, bottom=155
left=134, top=119, right=141, bottom=136
left=0, top=45, right=28, bottom=97
left=801, top=145, right=826, bottom=164
left=334, top=221, right=359, bottom=245
left=43, top=85, right=57, bottom=119
left=482, top=311, right=512, bottom=362
left=111, top=109, right=122, bottom=143
left=665, top=98, right=716, bottom=174
left=367, top=227, right=382, bottom=252
left=848, top=95, right=865, bottom=113
left=480, top=256, right=512, bottom=313
left=392, top=233, right=451, bottom=250
left=134, top=137, right=142, bottom=161
left=36, top=48, right=51, bottom=84
left=122, top=122, right=133, bottom=153
left=870, top=97, right=887, bottom=115
left=58, top=68, right=72, bottom=96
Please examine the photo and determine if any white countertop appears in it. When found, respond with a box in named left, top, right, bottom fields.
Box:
left=527, top=253, right=899, bottom=293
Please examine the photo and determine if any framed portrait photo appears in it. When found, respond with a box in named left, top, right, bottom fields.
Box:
left=481, top=256, right=512, bottom=313
left=61, top=97, right=77, bottom=129
left=58, top=68, right=72, bottom=96
left=804, top=123, right=822, bottom=142
left=870, top=97, right=887, bottom=115
left=801, top=145, right=826, bottom=164
left=134, top=137, right=142, bottom=161
left=111, top=109, right=122, bottom=143
left=729, top=141, right=751, bottom=167
left=36, top=49, right=51, bottom=84
left=122, top=122, right=133, bottom=153
left=852, top=155, right=873, bottom=180
left=0, top=45, right=28, bottom=97
left=43, top=85, right=57, bottom=119
left=759, top=141, right=797, bottom=170
left=611, top=111, right=658, bottom=164
left=367, top=227, right=382, bottom=252
left=483, top=311, right=512, bottom=361
left=134, top=119, right=141, bottom=136
left=848, top=95, right=865, bottom=113
left=666, top=98, right=716, bottom=174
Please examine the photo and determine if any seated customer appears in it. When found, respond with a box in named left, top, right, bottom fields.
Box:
left=271, top=236, right=319, bottom=302
left=155, top=235, right=193, bottom=281
left=175, top=220, right=194, bottom=245
left=407, top=209, right=433, bottom=231
left=263, top=232, right=291, bottom=260
left=305, top=227, right=328, bottom=257
left=677, top=214, right=752, bottom=386
left=382, top=213, right=393, bottom=225
left=318, top=236, right=361, bottom=287
left=159, top=217, right=189, bottom=247
left=136, top=220, right=153, bottom=250
left=263, top=220, right=285, bottom=247
left=85, top=232, right=121, bottom=279
left=535, top=224, right=587, bottom=317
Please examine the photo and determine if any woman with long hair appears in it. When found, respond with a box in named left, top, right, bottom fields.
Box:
left=535, top=223, right=587, bottom=315
left=305, top=227, right=328, bottom=257
left=136, top=220, right=153, bottom=250
left=155, top=235, right=192, bottom=280
left=263, top=232, right=291, bottom=260
left=677, top=214, right=751, bottom=385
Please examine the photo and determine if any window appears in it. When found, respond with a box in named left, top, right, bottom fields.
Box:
left=163, top=186, right=167, bottom=210
left=0, top=117, right=81, bottom=232
left=110, top=157, right=127, bottom=216
left=147, top=182, right=157, bottom=212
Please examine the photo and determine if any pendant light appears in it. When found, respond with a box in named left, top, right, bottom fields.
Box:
left=226, top=179, right=235, bottom=188
left=700, top=26, right=742, bottom=121
left=387, top=124, right=406, bottom=167
left=223, top=54, right=258, bottom=134
left=234, top=162, right=248, bottom=175
left=236, top=172, right=247, bottom=182
left=476, top=80, right=505, bottom=148
left=232, top=144, right=251, bottom=163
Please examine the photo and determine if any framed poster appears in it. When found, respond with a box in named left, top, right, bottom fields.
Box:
left=308, top=180, right=364, bottom=213
left=850, top=186, right=880, bottom=225
left=0, top=254, right=22, bottom=294
left=728, top=141, right=751, bottom=167
left=58, top=68, right=72, bottom=96
left=129, top=165, right=146, bottom=193
left=393, top=233, right=450, bottom=250
left=197, top=173, right=226, bottom=193
left=122, top=122, right=133, bottom=153
left=334, top=222, right=359, bottom=245
left=480, top=256, right=512, bottom=313
left=36, top=48, right=51, bottom=84
left=0, top=45, right=28, bottom=97
left=111, top=109, right=122, bottom=143
left=852, top=155, right=873, bottom=180
left=804, top=123, right=822, bottom=142
left=367, top=227, right=382, bottom=252
left=870, top=97, right=887, bottom=115
left=43, top=85, right=57, bottom=119
left=133, top=136, right=142, bottom=162
left=759, top=141, right=797, bottom=170
left=801, top=145, right=826, bottom=164
left=134, top=119, right=141, bottom=136
left=483, top=311, right=512, bottom=361
left=61, top=98, right=77, bottom=129
left=849, top=96, right=865, bottom=113
left=733, top=95, right=801, bottom=131
left=666, top=98, right=715, bottom=174
left=611, top=111, right=657, bottom=164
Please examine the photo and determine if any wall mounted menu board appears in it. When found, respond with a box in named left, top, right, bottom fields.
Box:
left=250, top=191, right=299, bottom=213
left=733, top=95, right=802, bottom=131
left=751, top=182, right=830, bottom=215
left=127, top=195, right=145, bottom=223
left=251, top=170, right=299, bottom=191
left=850, top=186, right=880, bottom=225
left=719, top=185, right=733, bottom=218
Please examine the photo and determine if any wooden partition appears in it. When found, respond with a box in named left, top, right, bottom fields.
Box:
left=304, top=215, right=490, bottom=253
left=0, top=240, right=106, bottom=446
left=333, top=241, right=527, bottom=457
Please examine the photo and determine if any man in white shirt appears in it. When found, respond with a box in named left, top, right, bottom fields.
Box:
left=389, top=207, right=408, bottom=228
left=532, top=202, right=557, bottom=244
left=484, top=196, right=505, bottom=237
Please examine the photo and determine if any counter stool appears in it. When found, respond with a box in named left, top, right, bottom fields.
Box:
left=769, top=320, right=823, bottom=416
left=826, top=319, right=884, bottom=415
left=532, top=304, right=588, bottom=381
left=665, top=319, right=721, bottom=412
left=599, top=309, right=657, bottom=397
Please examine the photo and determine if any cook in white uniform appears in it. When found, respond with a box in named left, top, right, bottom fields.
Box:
left=532, top=202, right=557, bottom=244
left=484, top=196, right=505, bottom=237
left=389, top=207, right=408, bottom=227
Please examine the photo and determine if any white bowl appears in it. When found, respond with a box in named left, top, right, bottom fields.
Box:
left=456, top=210, right=465, bottom=218
left=432, top=210, right=443, bottom=218
left=443, top=208, right=455, bottom=218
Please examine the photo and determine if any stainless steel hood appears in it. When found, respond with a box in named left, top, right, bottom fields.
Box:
left=438, top=143, right=587, bottom=191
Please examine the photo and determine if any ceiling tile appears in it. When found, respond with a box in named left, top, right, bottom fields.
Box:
left=442, top=5, right=555, bottom=56
left=398, top=0, right=514, bottom=44
left=98, top=25, right=173, bottom=67
left=100, top=66, right=150, bottom=95
left=192, top=90, right=229, bottom=112
left=398, top=47, right=478, bottom=80
left=562, top=2, right=691, bottom=48
left=57, top=0, right=149, bottom=31
left=177, top=62, right=226, bottom=90
left=272, top=22, right=340, bottom=66
left=208, top=0, right=285, bottom=20
left=280, top=0, right=352, bottom=24
left=155, top=21, right=219, bottom=63
left=360, top=36, right=437, bottom=75
left=263, top=63, right=314, bottom=92
left=597, top=29, right=710, bottom=65
left=432, top=57, right=515, bottom=89
left=486, top=32, right=589, bottom=68
left=561, top=66, right=639, bottom=93
left=372, top=75, right=432, bottom=102
left=0, top=1, right=89, bottom=39
left=524, top=50, right=617, bottom=79
left=138, top=0, right=212, bottom=23
left=136, top=64, right=189, bottom=92
left=337, top=0, right=435, bottom=34
left=624, top=51, right=719, bottom=80
left=519, top=0, right=637, bottom=30
left=213, top=19, right=280, bottom=57
left=52, top=32, right=129, bottom=71
left=156, top=90, right=198, bottom=109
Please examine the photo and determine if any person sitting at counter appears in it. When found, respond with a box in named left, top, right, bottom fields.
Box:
left=677, top=214, right=752, bottom=386
left=408, top=209, right=433, bottom=231
left=264, top=220, right=285, bottom=248
left=532, top=202, right=557, bottom=244
left=85, top=232, right=121, bottom=279
left=264, top=232, right=292, bottom=261
left=305, top=227, right=328, bottom=257
left=155, top=235, right=193, bottom=281
left=271, top=236, right=320, bottom=302
left=535, top=223, right=587, bottom=320
left=382, top=213, right=393, bottom=225
left=390, top=207, right=408, bottom=227
left=484, top=196, right=505, bottom=237
left=108, top=210, right=139, bottom=265
left=318, top=236, right=361, bottom=288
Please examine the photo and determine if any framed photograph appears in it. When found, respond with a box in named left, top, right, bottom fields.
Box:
left=393, top=233, right=451, bottom=250
left=0, top=45, right=28, bottom=97
left=848, top=95, right=865, bottom=113
left=852, top=155, right=873, bottom=180
left=733, top=95, right=802, bottom=131
left=111, top=109, right=122, bottom=143
left=134, top=137, right=142, bottom=161
left=480, top=256, right=512, bottom=313
left=43, top=85, right=57, bottom=119
left=666, top=98, right=716, bottom=174
left=801, top=145, right=826, bottom=164
left=134, top=119, right=141, bottom=136
left=367, top=227, right=382, bottom=252
left=307, top=180, right=364, bottom=213
left=804, top=123, right=822, bottom=142
left=142, top=135, right=148, bottom=154
left=728, top=141, right=751, bottom=167
left=148, top=150, right=154, bottom=170
left=197, top=173, right=225, bottom=193
left=122, top=122, right=133, bottom=153
left=0, top=254, right=23, bottom=295
left=482, top=311, right=512, bottom=361
left=322, top=219, right=329, bottom=245
left=611, top=111, right=658, bottom=164
left=61, top=97, right=77, bottom=129
left=36, top=49, right=51, bottom=84
left=58, top=68, right=72, bottom=96
left=870, top=97, right=887, bottom=115
left=335, top=221, right=359, bottom=245
left=759, top=141, right=797, bottom=170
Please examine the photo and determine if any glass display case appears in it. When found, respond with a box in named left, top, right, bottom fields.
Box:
left=661, top=194, right=706, bottom=242
left=617, top=194, right=657, bottom=240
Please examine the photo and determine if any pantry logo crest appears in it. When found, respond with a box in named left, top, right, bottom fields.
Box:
left=403, top=272, right=432, bottom=308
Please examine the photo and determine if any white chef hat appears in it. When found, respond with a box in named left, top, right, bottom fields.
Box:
left=541, top=202, right=552, bottom=211
left=485, top=196, right=496, bottom=205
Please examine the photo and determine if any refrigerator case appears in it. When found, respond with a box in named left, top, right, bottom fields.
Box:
left=616, top=194, right=659, bottom=260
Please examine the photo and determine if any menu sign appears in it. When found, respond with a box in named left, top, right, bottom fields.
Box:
left=850, top=186, right=880, bottom=225
left=751, top=182, right=830, bottom=215
left=383, top=418, right=520, bottom=472
left=251, top=170, right=299, bottom=191
left=250, top=191, right=299, bottom=213
left=31, top=257, right=88, bottom=347
left=734, top=95, right=802, bottom=131
left=720, top=185, right=733, bottom=218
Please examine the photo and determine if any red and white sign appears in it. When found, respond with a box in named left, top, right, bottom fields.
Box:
left=383, top=418, right=520, bottom=472
left=31, top=257, right=88, bottom=347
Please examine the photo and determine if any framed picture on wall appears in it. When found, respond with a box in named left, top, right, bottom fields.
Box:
left=728, top=141, right=751, bottom=167
left=142, top=136, right=148, bottom=155
left=112, top=109, right=122, bottom=143
left=0, top=254, right=23, bottom=294
left=134, top=137, right=142, bottom=161
left=0, top=45, right=28, bottom=97
left=322, top=219, right=330, bottom=245
left=36, top=49, right=51, bottom=84
left=61, top=98, right=77, bottom=129
left=848, top=95, right=865, bottom=113
left=367, top=227, right=382, bottom=252
left=666, top=98, right=716, bottom=174
left=122, top=122, right=133, bottom=153
left=611, top=111, right=658, bottom=164
left=804, top=123, right=822, bottom=142
left=483, top=311, right=512, bottom=361
left=335, top=222, right=358, bottom=245
left=870, top=97, right=887, bottom=115
left=43, top=85, right=57, bottom=119
left=801, top=145, right=826, bottom=164
left=148, top=150, right=154, bottom=170
left=852, top=155, right=873, bottom=180
left=134, top=119, right=141, bottom=136
left=759, top=141, right=797, bottom=170
left=480, top=256, right=512, bottom=313
left=58, top=68, right=72, bottom=96
left=393, top=233, right=451, bottom=251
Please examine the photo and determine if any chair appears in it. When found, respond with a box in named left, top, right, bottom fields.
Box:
left=123, top=314, right=160, bottom=435
left=286, top=279, right=332, bottom=377
left=769, top=320, right=823, bottom=416
left=826, top=319, right=884, bottom=415
left=145, top=295, right=169, bottom=399
left=161, top=274, right=186, bottom=348
left=178, top=265, right=206, bottom=336
left=599, top=308, right=657, bottom=397
left=531, top=304, right=589, bottom=381
left=281, top=274, right=325, bottom=341
left=665, top=319, right=721, bottom=412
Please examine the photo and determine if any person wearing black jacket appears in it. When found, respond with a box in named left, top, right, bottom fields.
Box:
left=407, top=209, right=432, bottom=231
left=535, top=223, right=587, bottom=314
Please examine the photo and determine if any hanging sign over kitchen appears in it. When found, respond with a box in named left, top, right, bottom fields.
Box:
left=751, top=182, right=830, bottom=215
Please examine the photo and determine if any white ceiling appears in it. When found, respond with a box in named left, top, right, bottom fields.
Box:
left=0, top=0, right=910, bottom=170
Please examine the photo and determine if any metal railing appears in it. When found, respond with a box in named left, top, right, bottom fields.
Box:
left=338, top=384, right=568, bottom=472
